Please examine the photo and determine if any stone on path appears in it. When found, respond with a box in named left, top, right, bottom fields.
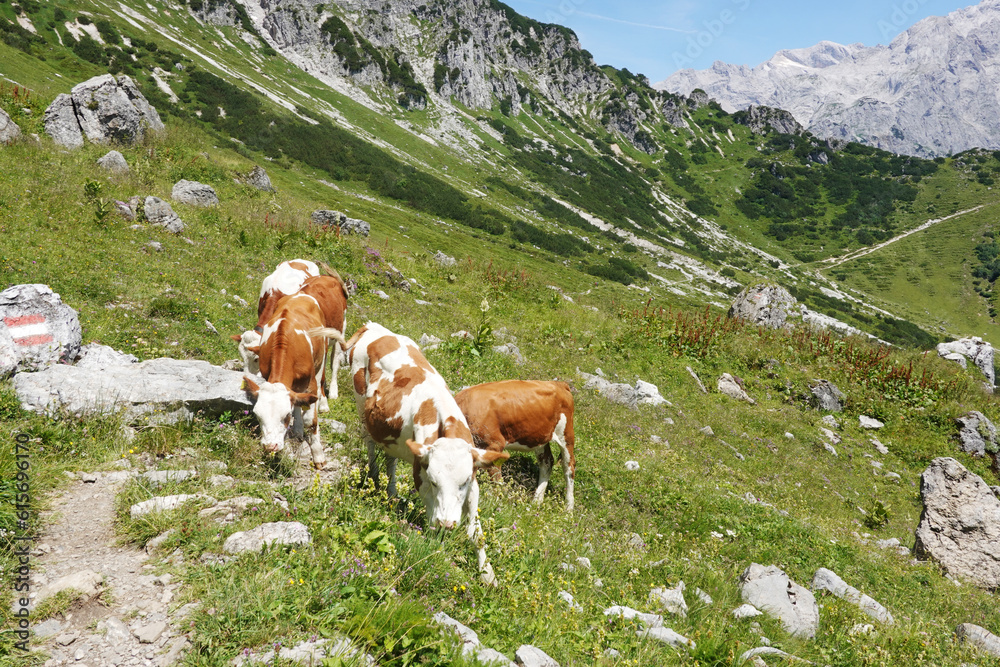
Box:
left=812, top=568, right=894, bottom=624
left=223, top=521, right=311, bottom=554
left=34, top=570, right=103, bottom=607
left=914, top=458, right=1000, bottom=589
left=739, top=563, right=819, bottom=639
left=134, top=620, right=166, bottom=644
left=142, top=470, right=197, bottom=487
left=130, top=494, right=217, bottom=519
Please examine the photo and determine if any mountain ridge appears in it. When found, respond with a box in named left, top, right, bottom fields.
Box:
left=658, top=0, right=1000, bottom=157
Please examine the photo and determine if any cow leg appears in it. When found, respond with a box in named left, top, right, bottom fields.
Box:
left=534, top=444, right=554, bottom=505
left=385, top=455, right=398, bottom=499
left=291, top=406, right=305, bottom=441
left=465, top=479, right=496, bottom=586
left=365, top=439, right=380, bottom=490
left=302, top=402, right=326, bottom=469
left=553, top=413, right=575, bottom=512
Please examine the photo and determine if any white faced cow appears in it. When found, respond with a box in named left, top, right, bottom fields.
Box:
left=346, top=322, right=508, bottom=584
left=233, top=259, right=319, bottom=376
left=454, top=380, right=576, bottom=511
left=242, top=292, right=345, bottom=470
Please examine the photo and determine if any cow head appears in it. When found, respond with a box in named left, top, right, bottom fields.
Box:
left=407, top=438, right=509, bottom=530
left=232, top=330, right=262, bottom=375
left=244, top=377, right=318, bottom=453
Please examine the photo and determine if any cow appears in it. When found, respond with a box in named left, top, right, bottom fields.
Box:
left=454, top=380, right=576, bottom=511
left=242, top=292, right=345, bottom=470
left=232, top=259, right=320, bottom=376
left=344, top=322, right=508, bottom=584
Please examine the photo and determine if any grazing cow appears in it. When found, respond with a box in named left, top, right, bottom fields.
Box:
left=346, top=322, right=508, bottom=583
left=242, top=292, right=345, bottom=470
left=454, top=380, right=576, bottom=511
left=232, top=259, right=319, bottom=376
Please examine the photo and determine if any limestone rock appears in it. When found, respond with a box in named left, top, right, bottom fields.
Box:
left=97, top=150, right=129, bottom=173
left=144, top=196, right=184, bottom=233
left=310, top=210, right=370, bottom=236
left=172, top=180, right=219, bottom=207
left=739, top=647, right=808, bottom=664
left=142, top=470, right=198, bottom=487
left=0, top=322, right=17, bottom=378
left=433, top=250, right=457, bottom=267
left=493, top=342, right=525, bottom=365
left=199, top=496, right=268, bottom=525
left=603, top=605, right=663, bottom=628
left=739, top=563, right=819, bottom=638
left=812, top=567, right=894, bottom=624
left=130, top=494, right=217, bottom=518
left=515, top=644, right=559, bottom=667
left=44, top=75, right=163, bottom=148
left=636, top=627, right=695, bottom=650
left=223, top=521, right=311, bottom=554
left=731, top=105, right=804, bottom=135
left=649, top=582, right=687, bottom=617
left=579, top=370, right=669, bottom=409
left=732, top=603, right=763, bottom=619
left=43, top=94, right=83, bottom=149
left=243, top=165, right=275, bottom=192
left=75, top=343, right=138, bottom=369
left=34, top=570, right=103, bottom=606
left=0, top=284, right=82, bottom=372
left=718, top=373, right=755, bottom=404
left=809, top=380, right=844, bottom=412
left=914, top=457, right=1000, bottom=589
left=956, top=623, right=1000, bottom=657
left=938, top=337, right=995, bottom=386
left=433, top=612, right=479, bottom=654
left=14, top=358, right=252, bottom=424
left=728, top=284, right=797, bottom=329
left=134, top=620, right=167, bottom=644
left=955, top=412, right=999, bottom=473
left=0, top=107, right=21, bottom=144
left=860, top=416, right=885, bottom=429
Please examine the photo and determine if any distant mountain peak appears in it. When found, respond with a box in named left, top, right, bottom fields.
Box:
left=657, top=0, right=1000, bottom=156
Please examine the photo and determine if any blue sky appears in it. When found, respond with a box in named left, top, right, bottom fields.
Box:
left=501, top=0, right=975, bottom=82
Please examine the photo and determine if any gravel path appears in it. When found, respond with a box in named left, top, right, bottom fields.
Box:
left=30, top=471, right=190, bottom=667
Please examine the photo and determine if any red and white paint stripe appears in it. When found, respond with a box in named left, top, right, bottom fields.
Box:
left=4, top=314, right=53, bottom=346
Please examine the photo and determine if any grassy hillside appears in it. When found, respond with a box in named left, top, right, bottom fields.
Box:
left=1, top=87, right=1000, bottom=667
left=1, top=2, right=1000, bottom=665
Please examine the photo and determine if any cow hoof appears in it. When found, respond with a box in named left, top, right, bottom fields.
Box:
left=312, top=459, right=327, bottom=471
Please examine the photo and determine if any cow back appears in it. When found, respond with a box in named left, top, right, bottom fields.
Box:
left=258, top=293, right=326, bottom=394
left=256, top=260, right=320, bottom=329
left=298, top=275, right=348, bottom=332
left=456, top=380, right=573, bottom=448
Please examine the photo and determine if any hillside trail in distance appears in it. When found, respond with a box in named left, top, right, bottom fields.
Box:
left=818, top=204, right=989, bottom=270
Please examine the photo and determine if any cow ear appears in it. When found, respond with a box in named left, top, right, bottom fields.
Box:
left=472, top=448, right=510, bottom=469
left=242, top=376, right=261, bottom=398
left=246, top=345, right=261, bottom=355
left=290, top=391, right=318, bottom=407
left=406, top=439, right=429, bottom=464
left=230, top=334, right=243, bottom=342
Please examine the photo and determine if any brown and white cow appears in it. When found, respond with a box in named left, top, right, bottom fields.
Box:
left=345, top=322, right=508, bottom=583
left=242, top=292, right=345, bottom=470
left=233, top=259, right=319, bottom=376
left=454, top=380, right=576, bottom=511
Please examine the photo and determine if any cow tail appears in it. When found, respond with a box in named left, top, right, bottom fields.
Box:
left=307, top=327, right=348, bottom=352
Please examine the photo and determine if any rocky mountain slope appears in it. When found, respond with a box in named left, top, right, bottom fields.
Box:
left=659, top=0, right=1000, bottom=157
